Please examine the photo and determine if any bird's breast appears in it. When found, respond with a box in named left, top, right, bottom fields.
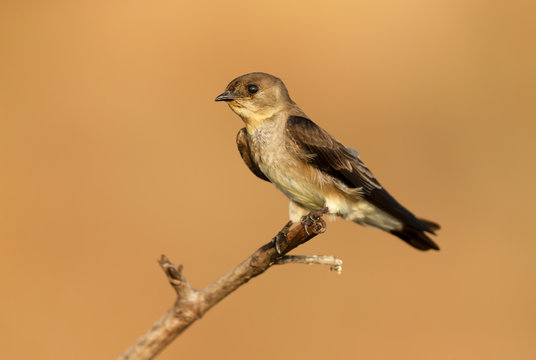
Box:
left=247, top=126, right=330, bottom=210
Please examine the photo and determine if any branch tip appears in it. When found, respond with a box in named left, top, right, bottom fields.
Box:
left=157, top=254, right=193, bottom=297
left=275, top=255, right=343, bottom=273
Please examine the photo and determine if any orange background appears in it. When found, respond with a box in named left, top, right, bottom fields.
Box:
left=1, top=1, right=535, bottom=359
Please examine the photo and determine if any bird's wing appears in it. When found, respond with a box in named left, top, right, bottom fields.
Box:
left=285, top=116, right=435, bottom=235
left=236, top=128, right=271, bottom=182
left=286, top=116, right=381, bottom=192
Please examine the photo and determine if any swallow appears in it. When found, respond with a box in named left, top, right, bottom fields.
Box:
left=215, top=72, right=440, bottom=251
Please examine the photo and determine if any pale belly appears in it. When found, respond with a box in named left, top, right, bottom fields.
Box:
left=256, top=148, right=401, bottom=230
left=257, top=152, right=354, bottom=216
left=261, top=161, right=325, bottom=209
left=246, top=124, right=401, bottom=230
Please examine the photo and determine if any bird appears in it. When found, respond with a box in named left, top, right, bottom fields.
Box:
left=215, top=72, right=440, bottom=251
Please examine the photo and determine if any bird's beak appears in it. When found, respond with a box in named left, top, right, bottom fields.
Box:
left=215, top=91, right=237, bottom=102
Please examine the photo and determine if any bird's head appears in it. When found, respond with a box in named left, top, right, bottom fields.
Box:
left=215, top=72, right=293, bottom=123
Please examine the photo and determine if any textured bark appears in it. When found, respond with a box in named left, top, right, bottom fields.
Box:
left=118, top=212, right=341, bottom=360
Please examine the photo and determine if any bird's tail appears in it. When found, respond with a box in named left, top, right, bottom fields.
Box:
left=346, top=199, right=440, bottom=251
left=419, top=218, right=441, bottom=232
left=389, top=218, right=440, bottom=251
left=390, top=227, right=440, bottom=251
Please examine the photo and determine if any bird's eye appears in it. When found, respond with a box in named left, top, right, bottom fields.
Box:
left=247, top=84, right=259, bottom=94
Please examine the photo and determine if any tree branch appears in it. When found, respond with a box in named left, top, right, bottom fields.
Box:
left=275, top=255, right=343, bottom=273
left=118, top=212, right=340, bottom=360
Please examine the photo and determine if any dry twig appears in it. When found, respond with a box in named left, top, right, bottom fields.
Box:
left=275, top=255, right=343, bottom=273
left=118, top=212, right=341, bottom=360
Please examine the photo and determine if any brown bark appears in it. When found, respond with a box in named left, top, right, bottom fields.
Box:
left=118, top=212, right=341, bottom=360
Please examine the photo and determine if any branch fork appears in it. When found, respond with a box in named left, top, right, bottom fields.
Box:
left=119, top=211, right=342, bottom=360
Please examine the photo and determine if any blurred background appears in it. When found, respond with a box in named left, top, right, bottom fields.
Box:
left=1, top=1, right=535, bottom=359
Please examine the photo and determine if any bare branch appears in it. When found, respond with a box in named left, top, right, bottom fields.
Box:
left=275, top=255, right=343, bottom=273
left=157, top=256, right=192, bottom=298
left=118, top=212, right=338, bottom=360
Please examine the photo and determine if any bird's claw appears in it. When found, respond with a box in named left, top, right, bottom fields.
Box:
left=300, top=207, right=328, bottom=235
left=272, top=221, right=293, bottom=255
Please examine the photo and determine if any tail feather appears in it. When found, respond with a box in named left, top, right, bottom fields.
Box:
left=419, top=218, right=441, bottom=233
left=390, top=225, right=440, bottom=251
left=346, top=198, right=441, bottom=251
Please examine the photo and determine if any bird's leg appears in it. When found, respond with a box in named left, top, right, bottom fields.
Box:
left=272, top=220, right=293, bottom=255
left=301, top=207, right=329, bottom=235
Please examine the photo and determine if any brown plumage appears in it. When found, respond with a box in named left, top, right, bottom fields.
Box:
left=216, top=72, right=440, bottom=251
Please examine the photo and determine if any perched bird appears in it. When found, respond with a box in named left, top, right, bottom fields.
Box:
left=215, top=72, right=440, bottom=251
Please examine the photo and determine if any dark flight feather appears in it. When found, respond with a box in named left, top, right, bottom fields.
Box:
left=286, top=116, right=439, bottom=251
left=236, top=128, right=271, bottom=182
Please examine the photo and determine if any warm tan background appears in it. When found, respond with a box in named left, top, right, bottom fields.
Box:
left=1, top=1, right=535, bottom=359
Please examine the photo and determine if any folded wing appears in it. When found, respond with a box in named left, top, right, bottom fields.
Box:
left=286, top=116, right=439, bottom=250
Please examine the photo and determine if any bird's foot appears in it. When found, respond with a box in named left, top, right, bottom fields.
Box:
left=272, top=221, right=293, bottom=255
left=300, top=207, right=329, bottom=235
